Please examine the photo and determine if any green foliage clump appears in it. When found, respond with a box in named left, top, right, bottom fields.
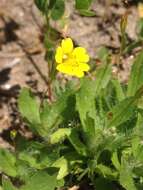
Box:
left=1, top=1, right=143, bottom=190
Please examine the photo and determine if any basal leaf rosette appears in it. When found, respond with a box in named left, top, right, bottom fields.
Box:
left=55, top=38, right=90, bottom=78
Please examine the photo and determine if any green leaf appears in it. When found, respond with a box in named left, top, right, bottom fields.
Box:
left=135, top=112, right=143, bottom=131
left=52, top=157, right=68, bottom=180
left=97, top=47, right=110, bottom=64
left=17, top=140, right=58, bottom=169
left=50, top=0, right=65, bottom=20
left=95, top=164, right=117, bottom=179
left=18, top=88, right=45, bottom=135
left=132, top=136, right=143, bottom=163
left=18, top=88, right=41, bottom=126
left=40, top=87, right=75, bottom=135
left=107, top=97, right=136, bottom=128
left=111, top=152, right=120, bottom=171
left=16, top=160, right=36, bottom=181
left=120, top=14, right=128, bottom=53
left=112, top=79, right=125, bottom=101
left=124, top=41, right=142, bottom=55
left=18, top=152, right=40, bottom=169
left=119, top=157, right=137, bottom=190
left=78, top=9, right=96, bottom=16
left=34, top=0, right=49, bottom=13
left=127, top=51, right=143, bottom=97
left=49, top=0, right=57, bottom=9
left=2, top=178, right=17, bottom=190
left=21, top=171, right=59, bottom=190
left=75, top=0, right=93, bottom=10
left=50, top=128, right=72, bottom=144
left=76, top=61, right=111, bottom=130
left=138, top=18, right=143, bottom=39
left=94, top=62, right=112, bottom=95
left=76, top=78, right=96, bottom=130
left=68, top=128, right=87, bottom=156
left=0, top=149, right=17, bottom=177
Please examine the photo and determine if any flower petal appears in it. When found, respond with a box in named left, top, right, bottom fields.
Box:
left=64, top=58, right=75, bottom=65
left=73, top=47, right=86, bottom=54
left=56, top=63, right=84, bottom=78
left=74, top=69, right=84, bottom=78
left=73, top=47, right=89, bottom=62
left=79, top=63, right=90, bottom=71
left=55, top=47, right=63, bottom=63
left=56, top=63, right=73, bottom=75
left=61, top=38, right=73, bottom=54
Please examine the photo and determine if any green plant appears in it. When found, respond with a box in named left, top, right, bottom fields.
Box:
left=1, top=1, right=143, bottom=190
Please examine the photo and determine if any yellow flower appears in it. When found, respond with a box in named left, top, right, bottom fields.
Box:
left=55, top=38, right=90, bottom=78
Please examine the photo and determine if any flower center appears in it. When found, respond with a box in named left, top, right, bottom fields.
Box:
left=63, top=54, right=68, bottom=60
left=62, top=53, right=79, bottom=67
